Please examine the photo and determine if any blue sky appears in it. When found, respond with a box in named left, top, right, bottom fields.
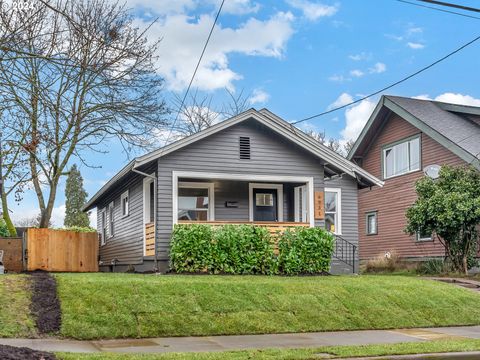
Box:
left=11, top=0, right=480, bottom=226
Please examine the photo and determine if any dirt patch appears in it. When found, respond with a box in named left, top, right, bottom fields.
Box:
left=30, top=271, right=61, bottom=334
left=0, top=344, right=56, bottom=360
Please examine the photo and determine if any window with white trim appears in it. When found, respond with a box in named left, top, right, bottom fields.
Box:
left=416, top=230, right=432, bottom=242
left=100, top=209, right=106, bottom=246
left=108, top=202, right=114, bottom=238
left=121, top=190, right=129, bottom=217
left=324, top=188, right=341, bottom=234
left=383, top=136, right=420, bottom=179
left=178, top=182, right=214, bottom=221
left=366, top=211, right=377, bottom=235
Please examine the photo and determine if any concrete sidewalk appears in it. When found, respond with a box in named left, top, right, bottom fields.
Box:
left=1, top=326, right=480, bottom=354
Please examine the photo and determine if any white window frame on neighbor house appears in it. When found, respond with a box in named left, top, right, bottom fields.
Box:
left=121, top=190, right=129, bottom=217
left=143, top=173, right=156, bottom=256
left=366, top=211, right=377, bottom=235
left=100, top=208, right=107, bottom=246
left=177, top=181, right=215, bottom=222
left=383, top=135, right=421, bottom=179
left=248, top=183, right=283, bottom=222
left=172, top=171, right=315, bottom=227
left=108, top=201, right=115, bottom=238
left=324, top=187, right=342, bottom=235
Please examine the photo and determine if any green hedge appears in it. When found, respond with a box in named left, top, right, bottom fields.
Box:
left=170, top=224, right=334, bottom=275
left=277, top=227, right=335, bottom=275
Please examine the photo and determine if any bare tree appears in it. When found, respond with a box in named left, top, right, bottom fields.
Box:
left=172, top=88, right=251, bottom=139
left=306, top=130, right=355, bottom=157
left=0, top=0, right=169, bottom=227
left=171, top=91, right=221, bottom=138
left=343, top=139, right=356, bottom=156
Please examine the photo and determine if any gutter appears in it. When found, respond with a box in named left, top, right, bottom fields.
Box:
left=132, top=166, right=159, bottom=273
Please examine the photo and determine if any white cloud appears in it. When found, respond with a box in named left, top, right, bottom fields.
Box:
left=328, top=92, right=353, bottom=110
left=407, top=42, right=425, bottom=50
left=136, top=11, right=295, bottom=91
left=340, top=98, right=376, bottom=142
left=417, top=93, right=480, bottom=107
left=349, top=69, right=364, bottom=78
left=348, top=52, right=371, bottom=61
left=221, top=0, right=260, bottom=15
left=286, top=0, right=338, bottom=21
left=249, top=88, right=270, bottom=105
left=369, top=62, right=386, bottom=74
left=328, top=74, right=350, bottom=82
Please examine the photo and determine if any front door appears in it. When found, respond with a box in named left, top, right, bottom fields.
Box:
left=253, top=188, right=278, bottom=221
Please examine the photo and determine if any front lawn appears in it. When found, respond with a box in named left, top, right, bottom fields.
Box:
left=57, top=339, right=480, bottom=360
left=56, top=274, right=480, bottom=339
left=0, top=275, right=36, bottom=337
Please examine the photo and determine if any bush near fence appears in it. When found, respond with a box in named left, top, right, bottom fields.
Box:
left=170, top=224, right=334, bottom=275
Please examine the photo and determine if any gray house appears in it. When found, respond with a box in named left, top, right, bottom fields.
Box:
left=84, top=109, right=383, bottom=273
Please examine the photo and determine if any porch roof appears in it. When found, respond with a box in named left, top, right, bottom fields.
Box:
left=84, top=109, right=383, bottom=211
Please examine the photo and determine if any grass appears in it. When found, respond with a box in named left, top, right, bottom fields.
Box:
left=0, top=275, right=36, bottom=337
left=57, top=339, right=480, bottom=359
left=55, top=273, right=480, bottom=340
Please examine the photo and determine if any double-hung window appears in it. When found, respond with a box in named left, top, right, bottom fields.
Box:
left=108, top=202, right=114, bottom=238
left=383, top=136, right=420, bottom=179
left=366, top=211, right=377, bottom=235
left=178, top=182, right=214, bottom=221
left=100, top=209, right=107, bottom=246
left=324, top=188, right=341, bottom=235
left=121, top=190, right=129, bottom=217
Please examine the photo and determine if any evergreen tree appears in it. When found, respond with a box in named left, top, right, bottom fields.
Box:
left=64, top=164, right=90, bottom=228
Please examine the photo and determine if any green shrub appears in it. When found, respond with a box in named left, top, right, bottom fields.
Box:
left=0, top=218, right=9, bottom=237
left=416, top=258, right=448, bottom=275
left=170, top=224, right=214, bottom=273
left=170, top=224, right=335, bottom=275
left=60, top=226, right=97, bottom=233
left=212, top=225, right=277, bottom=275
left=277, top=227, right=335, bottom=275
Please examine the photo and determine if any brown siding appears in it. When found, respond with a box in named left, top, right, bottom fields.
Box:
left=358, top=113, right=466, bottom=259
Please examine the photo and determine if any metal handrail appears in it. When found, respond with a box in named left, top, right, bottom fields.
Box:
left=333, top=235, right=357, bottom=273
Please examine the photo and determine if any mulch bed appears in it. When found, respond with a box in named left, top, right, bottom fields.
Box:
left=0, top=344, right=56, bottom=360
left=30, top=271, right=61, bottom=334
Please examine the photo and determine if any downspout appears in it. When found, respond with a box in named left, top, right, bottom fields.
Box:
left=132, top=166, right=159, bottom=273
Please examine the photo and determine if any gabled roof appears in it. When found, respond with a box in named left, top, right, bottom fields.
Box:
left=84, top=109, right=383, bottom=211
left=348, top=95, right=480, bottom=170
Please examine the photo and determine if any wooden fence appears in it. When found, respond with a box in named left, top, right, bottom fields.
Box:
left=27, top=228, right=99, bottom=272
left=0, top=237, right=23, bottom=272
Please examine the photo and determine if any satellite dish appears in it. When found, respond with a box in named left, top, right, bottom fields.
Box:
left=424, top=164, right=441, bottom=179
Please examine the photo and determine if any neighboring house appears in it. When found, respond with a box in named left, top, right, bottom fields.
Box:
left=84, top=109, right=382, bottom=274
left=348, top=95, right=480, bottom=262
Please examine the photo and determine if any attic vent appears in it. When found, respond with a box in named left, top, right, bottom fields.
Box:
left=239, top=136, right=251, bottom=160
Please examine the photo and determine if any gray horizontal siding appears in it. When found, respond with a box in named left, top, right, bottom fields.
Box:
left=156, top=119, right=325, bottom=260
left=96, top=163, right=156, bottom=266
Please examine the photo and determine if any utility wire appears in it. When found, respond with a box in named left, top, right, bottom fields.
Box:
left=291, top=34, right=480, bottom=125
left=161, top=0, right=226, bottom=147
left=397, top=0, right=480, bottom=20
left=416, top=0, right=480, bottom=13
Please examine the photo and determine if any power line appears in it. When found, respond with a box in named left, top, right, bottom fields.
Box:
left=161, top=0, right=226, bottom=147
left=416, top=0, right=480, bottom=13
left=397, top=0, right=480, bottom=20
left=291, top=34, right=480, bottom=125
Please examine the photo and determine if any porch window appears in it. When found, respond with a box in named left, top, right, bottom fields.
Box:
left=383, top=136, right=420, bottom=179
left=178, top=182, right=214, bottom=221
left=324, top=188, right=341, bottom=235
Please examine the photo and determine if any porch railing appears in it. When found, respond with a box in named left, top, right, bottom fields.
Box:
left=177, top=220, right=309, bottom=236
left=145, top=222, right=155, bottom=256
left=333, top=234, right=357, bottom=273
